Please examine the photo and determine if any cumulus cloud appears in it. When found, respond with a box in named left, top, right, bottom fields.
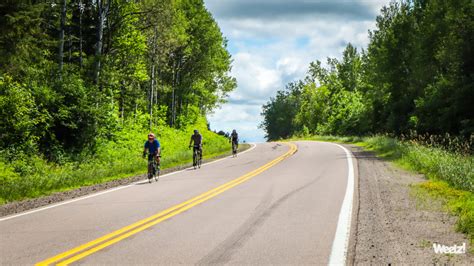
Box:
left=225, top=52, right=287, bottom=107
left=208, top=103, right=266, bottom=143
left=205, top=0, right=389, bottom=142
left=207, top=0, right=379, bottom=21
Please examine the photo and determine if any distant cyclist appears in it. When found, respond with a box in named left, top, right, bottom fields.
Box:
left=143, top=133, right=161, bottom=175
left=189, top=129, right=203, bottom=160
left=230, top=129, right=239, bottom=152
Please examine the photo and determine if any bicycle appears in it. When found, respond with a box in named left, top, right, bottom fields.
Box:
left=191, top=145, right=202, bottom=169
left=146, top=155, right=160, bottom=183
left=232, top=141, right=238, bottom=157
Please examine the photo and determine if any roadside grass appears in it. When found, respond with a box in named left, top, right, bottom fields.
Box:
left=0, top=118, right=237, bottom=205
left=411, top=181, right=474, bottom=251
left=290, top=135, right=474, bottom=243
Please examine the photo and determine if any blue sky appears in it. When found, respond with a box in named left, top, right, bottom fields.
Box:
left=205, top=0, right=390, bottom=143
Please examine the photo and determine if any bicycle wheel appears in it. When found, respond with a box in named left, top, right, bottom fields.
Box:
left=198, top=150, right=202, bottom=168
left=232, top=143, right=237, bottom=157
left=154, top=161, right=160, bottom=182
left=147, top=160, right=153, bottom=183
left=193, top=150, right=197, bottom=169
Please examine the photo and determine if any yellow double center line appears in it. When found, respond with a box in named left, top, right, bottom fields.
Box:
left=36, top=142, right=297, bottom=266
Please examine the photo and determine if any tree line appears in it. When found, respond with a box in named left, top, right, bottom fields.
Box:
left=261, top=0, right=473, bottom=142
left=0, top=0, right=236, bottom=160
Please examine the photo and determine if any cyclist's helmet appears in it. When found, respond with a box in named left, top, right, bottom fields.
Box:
left=148, top=133, right=155, bottom=140
left=194, top=129, right=199, bottom=134
left=232, top=129, right=236, bottom=133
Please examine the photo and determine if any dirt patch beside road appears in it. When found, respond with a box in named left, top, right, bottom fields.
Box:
left=348, top=145, right=472, bottom=264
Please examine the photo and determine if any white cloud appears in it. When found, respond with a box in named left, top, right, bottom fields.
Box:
left=205, top=0, right=390, bottom=142
left=206, top=0, right=383, bottom=21
left=228, top=52, right=282, bottom=103
left=208, top=103, right=266, bottom=143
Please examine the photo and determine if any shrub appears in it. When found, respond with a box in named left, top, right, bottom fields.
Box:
left=0, top=117, right=230, bottom=203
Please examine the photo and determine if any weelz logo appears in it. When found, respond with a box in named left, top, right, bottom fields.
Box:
left=433, top=243, right=466, bottom=254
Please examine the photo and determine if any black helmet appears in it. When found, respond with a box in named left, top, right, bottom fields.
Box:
left=194, top=129, right=199, bottom=134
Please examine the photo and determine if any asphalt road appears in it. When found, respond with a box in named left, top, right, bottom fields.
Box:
left=0, top=142, right=355, bottom=265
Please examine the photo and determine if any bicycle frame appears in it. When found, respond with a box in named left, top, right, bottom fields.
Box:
left=192, top=146, right=202, bottom=169
left=147, top=154, right=160, bottom=182
left=232, top=141, right=238, bottom=157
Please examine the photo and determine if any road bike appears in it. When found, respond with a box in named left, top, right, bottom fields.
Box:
left=147, top=155, right=160, bottom=183
left=232, top=141, right=238, bottom=157
left=191, top=145, right=202, bottom=169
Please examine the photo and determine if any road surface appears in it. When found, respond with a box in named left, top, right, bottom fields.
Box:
left=0, top=142, right=355, bottom=265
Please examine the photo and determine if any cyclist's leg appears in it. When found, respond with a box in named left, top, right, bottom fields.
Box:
left=193, top=146, right=197, bottom=165
left=149, top=154, right=157, bottom=175
left=147, top=154, right=153, bottom=177
left=156, top=154, right=161, bottom=169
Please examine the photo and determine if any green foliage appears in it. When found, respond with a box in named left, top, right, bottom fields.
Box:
left=262, top=45, right=369, bottom=138
left=294, top=83, right=329, bottom=135
left=362, top=136, right=474, bottom=192
left=0, top=0, right=236, bottom=203
left=317, top=90, right=369, bottom=135
left=260, top=82, right=302, bottom=140
left=413, top=181, right=474, bottom=243
left=0, top=1, right=52, bottom=79
left=0, top=118, right=230, bottom=203
left=0, top=0, right=235, bottom=151
left=0, top=75, right=39, bottom=150
left=261, top=0, right=473, bottom=141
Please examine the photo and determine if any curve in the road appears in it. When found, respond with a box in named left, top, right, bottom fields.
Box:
left=36, top=143, right=297, bottom=266
left=0, top=144, right=257, bottom=222
left=328, top=143, right=355, bottom=266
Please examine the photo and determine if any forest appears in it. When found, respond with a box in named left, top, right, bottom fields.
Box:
left=0, top=0, right=235, bottom=160
left=0, top=0, right=236, bottom=202
left=261, top=0, right=473, bottom=144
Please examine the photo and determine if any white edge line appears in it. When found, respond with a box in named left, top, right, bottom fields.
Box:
left=328, top=143, right=355, bottom=266
left=0, top=143, right=257, bottom=222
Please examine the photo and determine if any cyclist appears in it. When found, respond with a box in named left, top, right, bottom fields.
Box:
left=189, top=129, right=203, bottom=160
left=230, top=129, right=239, bottom=152
left=143, top=133, right=161, bottom=175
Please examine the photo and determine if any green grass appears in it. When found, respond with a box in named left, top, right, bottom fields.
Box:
left=412, top=181, right=474, bottom=247
left=290, top=134, right=474, bottom=242
left=361, top=136, right=473, bottom=192
left=289, top=135, right=365, bottom=145
left=0, top=118, right=235, bottom=204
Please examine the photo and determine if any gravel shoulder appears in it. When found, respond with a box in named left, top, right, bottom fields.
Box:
left=348, top=145, right=473, bottom=264
left=0, top=144, right=251, bottom=218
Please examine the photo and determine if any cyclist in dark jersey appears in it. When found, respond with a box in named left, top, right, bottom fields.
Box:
left=189, top=129, right=203, bottom=159
left=230, top=129, right=239, bottom=150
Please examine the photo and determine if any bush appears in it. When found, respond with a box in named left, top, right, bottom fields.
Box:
left=0, top=75, right=39, bottom=150
left=363, top=136, right=474, bottom=192
left=415, top=181, right=474, bottom=242
left=0, top=117, right=230, bottom=204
